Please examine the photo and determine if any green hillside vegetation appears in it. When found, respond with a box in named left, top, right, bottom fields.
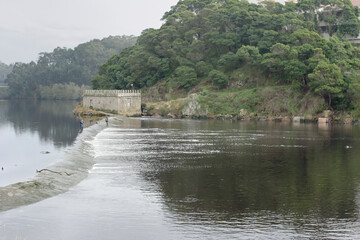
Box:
left=92, top=0, right=360, bottom=119
left=6, top=35, right=137, bottom=99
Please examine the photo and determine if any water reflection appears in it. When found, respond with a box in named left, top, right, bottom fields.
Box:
left=136, top=119, right=360, bottom=227
left=0, top=100, right=81, bottom=187
left=1, top=100, right=80, bottom=148
left=2, top=117, right=360, bottom=239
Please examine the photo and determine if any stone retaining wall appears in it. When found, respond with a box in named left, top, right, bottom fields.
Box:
left=83, top=90, right=141, bottom=116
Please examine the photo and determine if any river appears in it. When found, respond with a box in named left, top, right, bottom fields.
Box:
left=1, top=100, right=360, bottom=239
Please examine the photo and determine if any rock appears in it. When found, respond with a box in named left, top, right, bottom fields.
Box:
left=167, top=113, right=176, bottom=119
left=237, top=109, right=248, bottom=118
left=249, top=113, right=257, bottom=118
left=182, top=94, right=208, bottom=117
left=293, top=116, right=301, bottom=122
left=259, top=116, right=267, bottom=121
left=318, top=118, right=329, bottom=124
left=344, top=117, right=353, bottom=124
left=282, top=116, right=291, bottom=122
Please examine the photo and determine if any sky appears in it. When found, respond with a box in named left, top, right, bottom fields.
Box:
left=0, top=0, right=179, bottom=64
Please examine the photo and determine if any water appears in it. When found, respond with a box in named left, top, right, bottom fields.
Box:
left=0, top=100, right=81, bottom=187
left=1, top=102, right=360, bottom=239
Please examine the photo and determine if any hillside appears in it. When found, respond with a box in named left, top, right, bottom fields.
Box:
left=6, top=35, right=137, bottom=99
left=92, top=0, right=360, bottom=119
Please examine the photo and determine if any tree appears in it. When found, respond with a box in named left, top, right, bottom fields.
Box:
left=195, top=61, right=211, bottom=77
left=236, top=45, right=261, bottom=64
left=218, top=52, right=239, bottom=72
left=88, top=0, right=360, bottom=112
left=209, top=70, right=228, bottom=89
left=308, top=60, right=347, bottom=106
left=6, top=35, right=137, bottom=98
left=173, top=66, right=198, bottom=89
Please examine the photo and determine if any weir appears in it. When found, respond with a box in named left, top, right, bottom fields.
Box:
left=83, top=90, right=141, bottom=116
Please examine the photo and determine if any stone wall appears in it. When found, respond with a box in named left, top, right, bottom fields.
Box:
left=83, top=90, right=141, bottom=116
left=118, top=91, right=142, bottom=116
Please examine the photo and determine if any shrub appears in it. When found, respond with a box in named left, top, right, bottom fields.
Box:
left=195, top=61, right=211, bottom=77
left=209, top=70, right=228, bottom=89
left=174, top=66, right=198, bottom=89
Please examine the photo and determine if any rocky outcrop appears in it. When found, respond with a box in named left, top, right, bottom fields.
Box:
left=182, top=94, right=208, bottom=117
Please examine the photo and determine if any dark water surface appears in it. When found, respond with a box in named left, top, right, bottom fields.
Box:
left=1, top=105, right=360, bottom=239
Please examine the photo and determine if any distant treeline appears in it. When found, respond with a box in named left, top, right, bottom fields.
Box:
left=0, top=62, right=13, bottom=83
left=6, top=35, right=137, bottom=99
left=92, top=0, right=360, bottom=111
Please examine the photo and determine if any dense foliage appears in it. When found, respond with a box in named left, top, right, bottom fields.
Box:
left=0, top=62, right=13, bottom=83
left=6, top=35, right=137, bottom=98
left=93, top=0, right=360, bottom=110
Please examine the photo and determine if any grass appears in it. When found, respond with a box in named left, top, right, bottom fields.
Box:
left=198, top=88, right=260, bottom=115
left=144, top=84, right=326, bottom=119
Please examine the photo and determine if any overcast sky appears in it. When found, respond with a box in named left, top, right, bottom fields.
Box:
left=0, top=0, right=179, bottom=64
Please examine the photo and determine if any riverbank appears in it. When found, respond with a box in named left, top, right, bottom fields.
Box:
left=76, top=101, right=359, bottom=124
left=142, top=110, right=358, bottom=124
left=141, top=90, right=360, bottom=124
left=75, top=85, right=360, bottom=124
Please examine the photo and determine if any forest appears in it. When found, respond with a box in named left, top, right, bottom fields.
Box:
left=91, top=0, right=360, bottom=117
left=0, top=62, right=13, bottom=83
left=5, top=35, right=137, bottom=99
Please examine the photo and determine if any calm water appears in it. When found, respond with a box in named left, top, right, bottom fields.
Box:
left=1, top=101, right=360, bottom=239
left=0, top=100, right=80, bottom=187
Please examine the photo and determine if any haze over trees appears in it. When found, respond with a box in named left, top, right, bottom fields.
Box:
left=92, top=0, right=360, bottom=113
left=6, top=35, right=137, bottom=99
left=0, top=62, right=13, bottom=83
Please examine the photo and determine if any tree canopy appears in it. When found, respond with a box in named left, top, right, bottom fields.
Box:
left=92, top=0, right=360, bottom=110
left=0, top=62, right=13, bottom=83
left=6, top=35, right=137, bottom=98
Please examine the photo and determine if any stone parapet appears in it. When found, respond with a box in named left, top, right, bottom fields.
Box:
left=84, top=90, right=141, bottom=97
left=118, top=92, right=141, bottom=97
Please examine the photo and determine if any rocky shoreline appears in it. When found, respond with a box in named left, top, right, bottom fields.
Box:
left=74, top=94, right=359, bottom=124
left=141, top=94, right=359, bottom=124
left=142, top=112, right=359, bottom=124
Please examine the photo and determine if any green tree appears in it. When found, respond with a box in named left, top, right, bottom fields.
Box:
left=174, top=66, right=198, bottom=89
left=209, top=69, right=228, bottom=89
left=88, top=0, right=360, bottom=112
left=195, top=61, right=211, bottom=77
left=308, top=60, right=347, bottom=106
left=6, top=35, right=137, bottom=98
left=236, top=45, right=261, bottom=64
left=218, top=52, right=239, bottom=72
